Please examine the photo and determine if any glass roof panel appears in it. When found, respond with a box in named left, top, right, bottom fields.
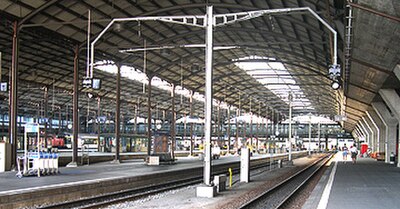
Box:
left=235, top=57, right=314, bottom=109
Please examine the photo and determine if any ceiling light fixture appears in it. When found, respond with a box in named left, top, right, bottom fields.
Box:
left=331, top=80, right=340, bottom=90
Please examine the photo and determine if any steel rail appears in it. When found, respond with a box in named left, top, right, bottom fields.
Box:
left=239, top=154, right=333, bottom=209
left=37, top=153, right=307, bottom=209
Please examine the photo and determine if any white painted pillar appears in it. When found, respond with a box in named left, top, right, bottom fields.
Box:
left=372, top=102, right=398, bottom=163
left=379, top=89, right=400, bottom=167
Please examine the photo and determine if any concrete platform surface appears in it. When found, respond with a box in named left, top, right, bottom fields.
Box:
left=303, top=153, right=400, bottom=209
left=0, top=152, right=293, bottom=194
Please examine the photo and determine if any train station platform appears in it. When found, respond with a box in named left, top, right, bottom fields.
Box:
left=0, top=151, right=291, bottom=192
left=303, top=153, right=400, bottom=209
left=0, top=153, right=203, bottom=192
left=0, top=151, right=309, bottom=208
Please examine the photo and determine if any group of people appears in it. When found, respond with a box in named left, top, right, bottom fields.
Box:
left=342, top=144, right=358, bottom=163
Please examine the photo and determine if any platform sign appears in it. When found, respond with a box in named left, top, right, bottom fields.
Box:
left=25, top=123, right=39, bottom=133
left=23, top=123, right=40, bottom=175
left=0, top=82, right=7, bottom=92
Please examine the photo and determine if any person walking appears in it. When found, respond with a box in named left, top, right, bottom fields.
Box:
left=350, top=144, right=358, bottom=164
left=342, top=144, right=348, bottom=162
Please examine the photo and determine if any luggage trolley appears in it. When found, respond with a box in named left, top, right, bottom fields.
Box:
left=16, top=123, right=42, bottom=178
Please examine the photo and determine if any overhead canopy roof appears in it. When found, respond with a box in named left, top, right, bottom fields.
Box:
left=0, top=0, right=399, bottom=131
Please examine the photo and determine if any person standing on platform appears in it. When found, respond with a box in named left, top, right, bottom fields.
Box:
left=342, top=144, right=348, bottom=162
left=350, top=144, right=358, bottom=164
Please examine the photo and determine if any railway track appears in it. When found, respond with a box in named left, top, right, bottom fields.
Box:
left=39, top=177, right=203, bottom=209
left=38, top=153, right=307, bottom=209
left=239, top=154, right=333, bottom=209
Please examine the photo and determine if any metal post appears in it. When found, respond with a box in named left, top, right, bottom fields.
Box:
left=277, top=112, right=280, bottom=146
left=272, top=109, right=276, bottom=153
left=318, top=122, right=321, bottom=152
left=183, top=112, right=187, bottom=147
left=86, top=96, right=90, bottom=132
left=250, top=113, right=253, bottom=149
left=97, top=97, right=101, bottom=152
left=308, top=114, right=312, bottom=156
left=189, top=92, right=194, bottom=156
left=44, top=87, right=48, bottom=149
left=227, top=106, right=231, bottom=155
left=67, top=45, right=79, bottom=167
left=203, top=5, right=213, bottom=186
left=65, top=104, right=68, bottom=130
left=147, top=76, right=152, bottom=156
left=288, top=94, right=293, bottom=163
left=122, top=115, right=125, bottom=134
left=265, top=107, right=269, bottom=153
left=114, top=64, right=121, bottom=162
left=134, top=102, right=138, bottom=134
left=9, top=21, right=19, bottom=168
left=162, top=110, right=166, bottom=129
left=58, top=107, right=61, bottom=134
left=257, top=105, right=260, bottom=153
left=171, top=84, right=176, bottom=160
left=217, top=102, right=221, bottom=147
left=235, top=109, right=239, bottom=150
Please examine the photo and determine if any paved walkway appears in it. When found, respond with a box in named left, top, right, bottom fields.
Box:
left=0, top=152, right=295, bottom=193
left=304, top=153, right=400, bottom=209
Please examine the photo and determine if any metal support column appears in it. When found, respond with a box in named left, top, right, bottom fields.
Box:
left=147, top=76, right=152, bottom=156
left=65, top=104, right=69, bottom=130
left=44, top=87, right=48, bottom=149
left=256, top=105, right=260, bottom=152
left=97, top=97, right=101, bottom=152
left=67, top=45, right=79, bottom=167
left=9, top=21, right=19, bottom=168
left=288, top=94, right=293, bottom=163
left=318, top=122, right=321, bottom=151
left=265, top=107, right=269, bottom=153
left=217, top=103, right=221, bottom=147
left=134, top=99, right=139, bottom=135
left=114, top=64, right=121, bottom=162
left=58, top=107, right=61, bottom=134
left=272, top=109, right=275, bottom=154
left=235, top=108, right=239, bottom=149
left=203, top=5, right=213, bottom=186
left=250, top=113, right=253, bottom=148
left=189, top=92, right=194, bottom=156
left=171, top=84, right=176, bottom=160
left=227, top=106, right=231, bottom=155
left=308, top=114, right=312, bottom=156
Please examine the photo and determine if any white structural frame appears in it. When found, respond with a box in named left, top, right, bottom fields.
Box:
left=358, top=121, right=370, bottom=146
left=89, top=5, right=339, bottom=187
left=366, top=111, right=380, bottom=153
left=362, top=117, right=374, bottom=151
left=89, top=6, right=338, bottom=79
left=288, top=94, right=293, bottom=162
left=355, top=125, right=364, bottom=141
left=308, top=113, right=312, bottom=155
